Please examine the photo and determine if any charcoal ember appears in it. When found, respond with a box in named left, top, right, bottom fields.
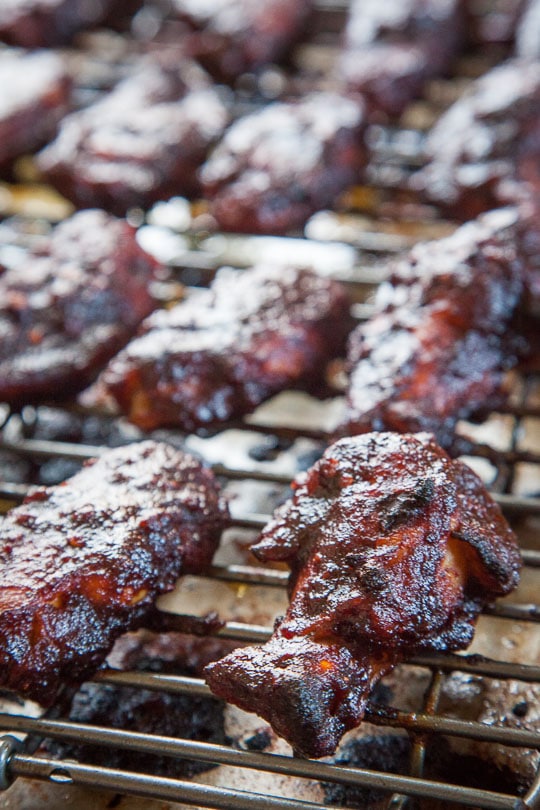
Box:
left=0, top=49, right=71, bottom=171
left=516, top=0, right=540, bottom=57
left=205, top=433, right=521, bottom=758
left=0, top=0, right=130, bottom=47
left=98, top=265, right=353, bottom=433
left=337, top=0, right=464, bottom=117
left=200, top=92, right=367, bottom=234
left=45, top=631, right=235, bottom=777
left=0, top=210, right=159, bottom=409
left=38, top=55, right=229, bottom=214
left=0, top=440, right=229, bottom=706
left=337, top=208, right=530, bottom=447
left=164, top=0, right=312, bottom=82
left=412, top=59, right=540, bottom=219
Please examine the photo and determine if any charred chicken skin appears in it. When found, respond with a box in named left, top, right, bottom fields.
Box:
left=337, top=0, right=464, bottom=117
left=0, top=210, right=158, bottom=408
left=200, top=92, right=367, bottom=234
left=0, top=49, right=71, bottom=171
left=412, top=59, right=540, bottom=219
left=166, top=0, right=312, bottom=82
left=205, top=432, right=521, bottom=758
left=0, top=440, right=229, bottom=706
left=38, top=55, right=229, bottom=214
left=97, top=265, right=353, bottom=433
left=337, top=208, right=528, bottom=447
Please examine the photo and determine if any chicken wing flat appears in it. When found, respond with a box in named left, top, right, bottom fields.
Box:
left=337, top=208, right=528, bottom=447
left=0, top=209, right=158, bottom=408
left=166, top=0, right=312, bottom=82
left=200, top=92, right=367, bottom=234
left=412, top=59, right=540, bottom=219
left=38, top=55, right=229, bottom=214
left=98, top=265, right=353, bottom=432
left=0, top=49, right=70, bottom=171
left=337, top=0, right=464, bottom=117
left=0, top=0, right=125, bottom=46
left=205, top=432, right=521, bottom=758
left=0, top=440, right=229, bottom=706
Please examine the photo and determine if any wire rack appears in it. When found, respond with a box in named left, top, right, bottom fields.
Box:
left=0, top=1, right=539, bottom=808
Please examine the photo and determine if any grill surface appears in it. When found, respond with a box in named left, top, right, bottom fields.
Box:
left=0, top=1, right=539, bottom=808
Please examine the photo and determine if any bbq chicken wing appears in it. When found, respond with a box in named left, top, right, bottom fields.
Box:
left=205, top=432, right=521, bottom=758
left=0, top=440, right=229, bottom=706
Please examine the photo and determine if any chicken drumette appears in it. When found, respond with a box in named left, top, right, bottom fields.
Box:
left=206, top=432, right=521, bottom=758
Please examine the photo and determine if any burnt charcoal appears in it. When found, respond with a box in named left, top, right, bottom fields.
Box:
left=0, top=0, right=130, bottom=46
left=98, top=265, right=353, bottom=433
left=0, top=50, right=71, bottom=171
left=0, top=210, right=159, bottom=409
left=322, top=736, right=411, bottom=806
left=412, top=59, right=540, bottom=218
left=200, top=93, right=367, bottom=234
left=164, top=0, right=312, bottom=82
left=45, top=631, right=232, bottom=778
left=337, top=208, right=529, bottom=447
left=205, top=433, right=521, bottom=758
left=38, top=55, right=229, bottom=214
left=337, top=0, right=464, bottom=117
left=0, top=440, right=229, bottom=705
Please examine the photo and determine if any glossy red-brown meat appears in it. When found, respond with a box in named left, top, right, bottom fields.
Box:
left=337, top=0, right=464, bottom=117
left=98, top=265, right=353, bottom=432
left=200, top=92, right=367, bottom=234
left=337, top=208, right=528, bottom=447
left=205, top=432, right=521, bottom=758
left=0, top=49, right=71, bottom=171
left=412, top=59, right=540, bottom=218
left=166, top=0, right=312, bottom=82
left=0, top=440, right=229, bottom=706
left=0, top=0, right=127, bottom=46
left=38, top=56, right=229, bottom=214
left=0, top=210, right=159, bottom=408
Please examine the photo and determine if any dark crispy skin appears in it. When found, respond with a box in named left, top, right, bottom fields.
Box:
left=200, top=92, right=368, bottom=234
left=98, top=265, right=353, bottom=432
left=205, top=432, right=521, bottom=758
left=337, top=208, right=527, bottom=447
left=38, top=56, right=229, bottom=214
left=0, top=440, right=229, bottom=706
left=337, top=0, right=464, bottom=117
left=412, top=59, right=540, bottom=219
left=167, top=0, right=312, bottom=82
left=516, top=0, right=540, bottom=57
left=0, top=210, right=159, bottom=408
left=0, top=0, right=125, bottom=46
left=0, top=50, right=71, bottom=171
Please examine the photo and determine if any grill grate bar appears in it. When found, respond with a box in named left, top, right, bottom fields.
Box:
left=1, top=741, right=528, bottom=810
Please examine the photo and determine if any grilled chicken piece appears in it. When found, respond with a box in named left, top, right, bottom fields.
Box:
left=206, top=432, right=521, bottom=758
left=0, top=50, right=70, bottom=171
left=0, top=210, right=159, bottom=409
left=516, top=0, right=540, bottom=57
left=97, top=265, right=353, bottom=432
left=38, top=55, right=229, bottom=214
left=337, top=0, right=464, bottom=117
left=200, top=92, right=367, bottom=234
left=0, top=0, right=125, bottom=46
left=166, top=0, right=312, bottom=82
left=412, top=59, right=540, bottom=218
left=337, top=208, right=530, bottom=447
left=0, top=440, right=229, bottom=706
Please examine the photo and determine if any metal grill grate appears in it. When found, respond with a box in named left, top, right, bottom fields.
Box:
left=0, top=1, right=539, bottom=807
